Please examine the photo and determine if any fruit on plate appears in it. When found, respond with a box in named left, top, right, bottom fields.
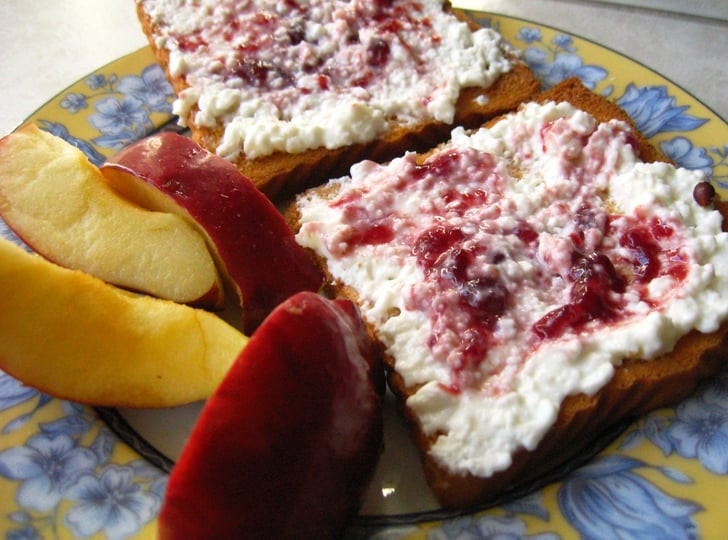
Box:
left=0, top=237, right=247, bottom=408
left=158, top=291, right=384, bottom=539
left=0, top=124, right=224, bottom=308
left=101, top=132, right=324, bottom=332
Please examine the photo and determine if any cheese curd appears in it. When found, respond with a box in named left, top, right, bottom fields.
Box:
left=295, top=101, right=728, bottom=477
left=138, top=0, right=514, bottom=159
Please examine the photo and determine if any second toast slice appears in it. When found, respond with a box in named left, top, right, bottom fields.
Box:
left=289, top=79, right=728, bottom=507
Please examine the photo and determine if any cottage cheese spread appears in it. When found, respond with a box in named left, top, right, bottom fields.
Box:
left=139, top=0, right=514, bottom=159
left=295, top=101, right=728, bottom=477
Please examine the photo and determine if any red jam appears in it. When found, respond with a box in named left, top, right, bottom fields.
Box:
left=170, top=0, right=437, bottom=97
left=532, top=250, right=625, bottom=340
left=313, top=113, right=692, bottom=392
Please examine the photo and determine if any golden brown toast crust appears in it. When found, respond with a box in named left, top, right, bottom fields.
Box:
left=135, top=3, right=540, bottom=200
left=288, top=78, right=728, bottom=508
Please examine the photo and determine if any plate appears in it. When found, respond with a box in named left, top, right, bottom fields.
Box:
left=2, top=10, right=728, bottom=539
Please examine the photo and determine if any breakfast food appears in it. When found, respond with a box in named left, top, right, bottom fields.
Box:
left=159, top=291, right=383, bottom=539
left=290, top=79, right=728, bottom=507
left=102, top=132, right=324, bottom=332
left=0, top=124, right=223, bottom=308
left=0, top=237, right=247, bottom=408
left=135, top=0, right=539, bottom=199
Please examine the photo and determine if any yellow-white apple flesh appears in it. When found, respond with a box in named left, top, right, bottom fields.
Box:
left=0, top=237, right=247, bottom=408
left=102, top=133, right=324, bottom=332
left=0, top=124, right=224, bottom=308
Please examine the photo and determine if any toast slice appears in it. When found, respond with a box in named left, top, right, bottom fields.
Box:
left=289, top=79, right=728, bottom=507
left=135, top=0, right=539, bottom=200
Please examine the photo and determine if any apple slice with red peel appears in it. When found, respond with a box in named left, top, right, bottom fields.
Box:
left=101, top=133, right=324, bottom=332
left=158, top=291, right=384, bottom=540
left=0, top=124, right=224, bottom=308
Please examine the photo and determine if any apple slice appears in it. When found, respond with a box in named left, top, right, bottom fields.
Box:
left=0, top=237, right=247, bottom=408
left=158, top=291, right=384, bottom=539
left=0, top=124, right=223, bottom=308
left=101, top=132, right=324, bottom=332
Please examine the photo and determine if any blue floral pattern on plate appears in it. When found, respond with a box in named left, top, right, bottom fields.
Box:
left=50, top=64, right=173, bottom=165
left=0, top=374, right=165, bottom=540
left=1, top=12, right=728, bottom=539
left=515, top=27, right=608, bottom=91
left=558, top=456, right=701, bottom=539
left=621, top=368, right=728, bottom=475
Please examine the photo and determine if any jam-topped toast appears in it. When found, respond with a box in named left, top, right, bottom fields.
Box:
left=135, top=0, right=539, bottom=200
left=289, top=79, right=728, bottom=507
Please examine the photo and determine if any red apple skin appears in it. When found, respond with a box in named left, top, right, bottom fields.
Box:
left=158, top=291, right=384, bottom=540
left=102, top=133, right=324, bottom=332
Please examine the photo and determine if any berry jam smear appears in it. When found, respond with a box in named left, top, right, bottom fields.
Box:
left=320, top=115, right=693, bottom=393
left=155, top=0, right=515, bottom=159
left=176, top=0, right=437, bottom=100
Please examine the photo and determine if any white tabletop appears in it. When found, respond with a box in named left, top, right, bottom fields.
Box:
left=1, top=0, right=726, bottom=137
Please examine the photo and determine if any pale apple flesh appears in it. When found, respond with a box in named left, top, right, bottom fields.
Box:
left=101, top=132, right=324, bottom=332
left=0, top=237, right=247, bottom=408
left=0, top=124, right=224, bottom=308
left=158, top=291, right=384, bottom=539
